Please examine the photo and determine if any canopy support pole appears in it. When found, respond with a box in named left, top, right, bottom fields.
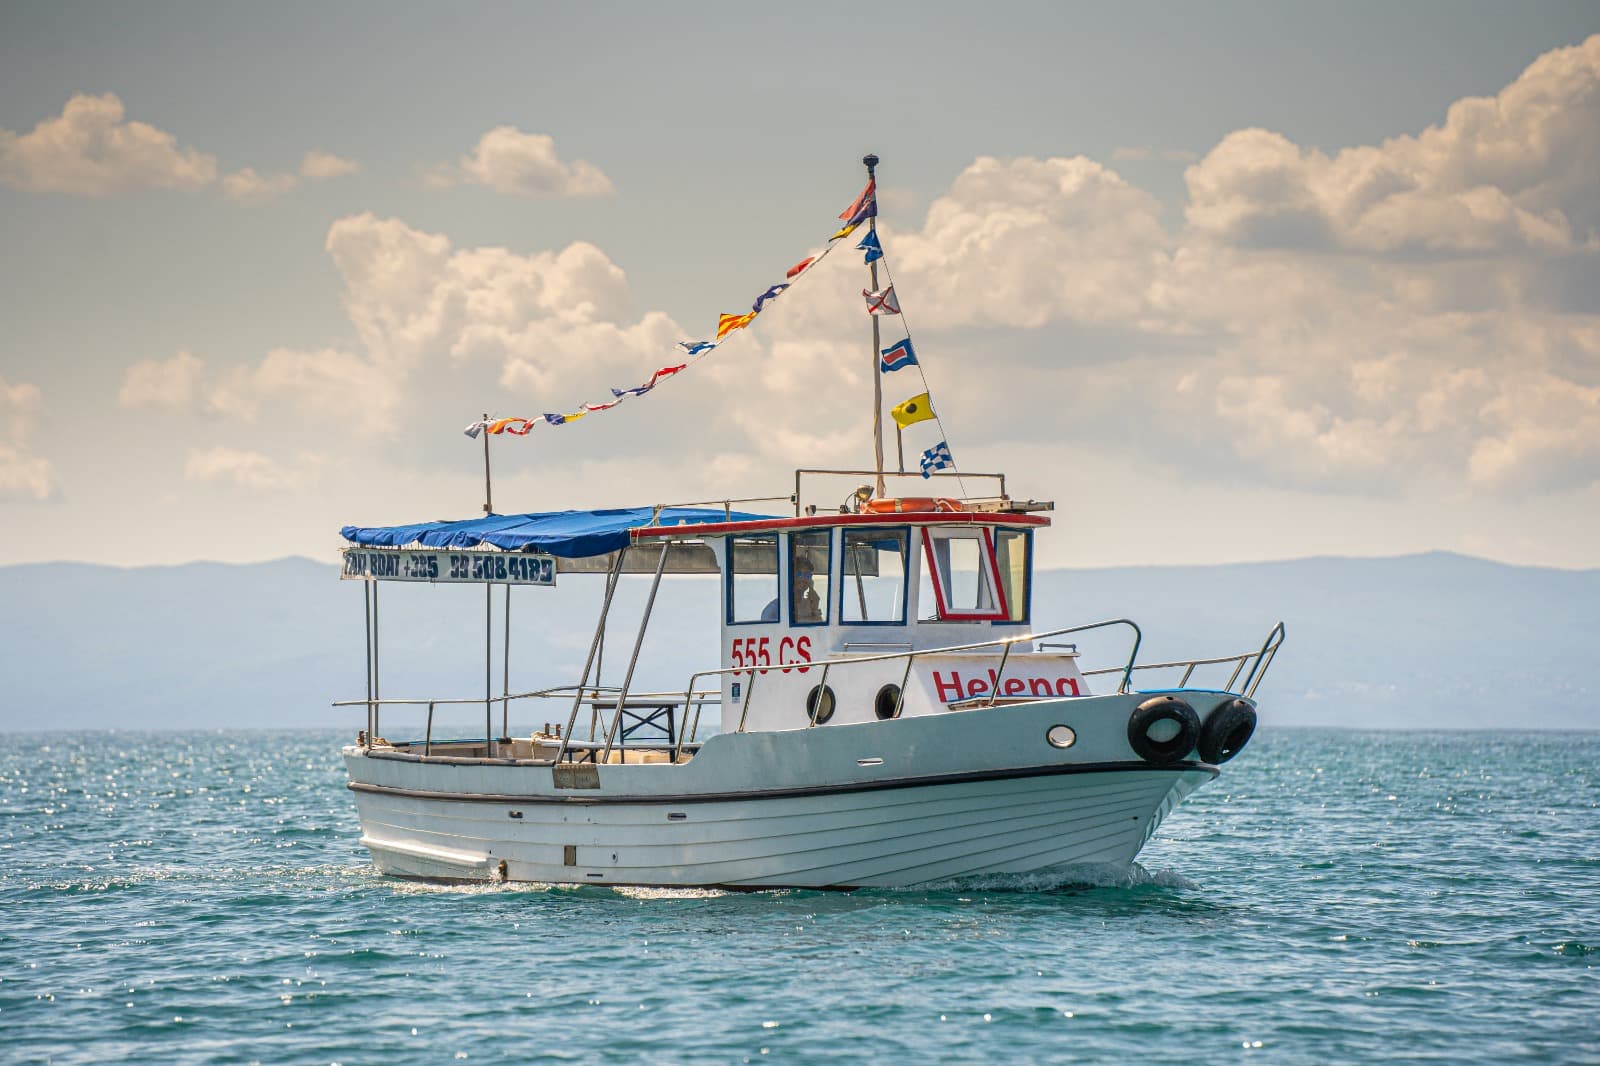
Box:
left=555, top=548, right=627, bottom=764
left=485, top=582, right=494, bottom=757
left=372, top=580, right=380, bottom=741
left=363, top=579, right=373, bottom=747
left=501, top=583, right=512, bottom=743
left=601, top=541, right=671, bottom=763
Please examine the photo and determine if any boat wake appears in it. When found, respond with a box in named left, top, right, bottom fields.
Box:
left=908, top=862, right=1197, bottom=894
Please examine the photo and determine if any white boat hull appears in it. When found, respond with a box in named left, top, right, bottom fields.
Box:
left=345, top=692, right=1230, bottom=888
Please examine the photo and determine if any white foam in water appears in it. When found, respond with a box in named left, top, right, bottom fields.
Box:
left=911, top=862, right=1197, bottom=893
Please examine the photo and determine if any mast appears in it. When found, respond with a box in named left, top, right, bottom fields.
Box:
left=865, top=153, right=884, bottom=498
left=481, top=410, right=493, bottom=515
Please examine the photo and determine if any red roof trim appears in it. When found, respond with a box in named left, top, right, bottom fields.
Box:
left=631, top=511, right=1050, bottom=540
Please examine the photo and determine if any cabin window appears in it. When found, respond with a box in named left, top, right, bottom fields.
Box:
left=789, top=531, right=831, bottom=626
left=841, top=528, right=909, bottom=624
left=992, top=529, right=1031, bottom=624
left=920, top=527, right=1009, bottom=621
left=726, top=533, right=780, bottom=624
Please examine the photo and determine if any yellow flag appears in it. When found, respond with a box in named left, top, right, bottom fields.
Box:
left=830, top=221, right=858, bottom=241
left=891, top=392, right=935, bottom=429
left=717, top=311, right=758, bottom=339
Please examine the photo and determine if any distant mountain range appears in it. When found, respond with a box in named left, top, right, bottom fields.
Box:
left=1, top=552, right=1595, bottom=732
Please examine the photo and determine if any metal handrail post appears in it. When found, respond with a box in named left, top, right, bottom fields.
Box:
left=807, top=663, right=832, bottom=727
left=892, top=651, right=913, bottom=718
left=737, top=671, right=758, bottom=733
left=1117, top=620, right=1141, bottom=694
left=672, top=672, right=699, bottom=763
left=1224, top=655, right=1248, bottom=692
left=425, top=701, right=435, bottom=756
left=601, top=541, right=671, bottom=762
left=1244, top=622, right=1287, bottom=697
left=985, top=638, right=1016, bottom=707
left=556, top=549, right=627, bottom=764
left=1239, top=621, right=1286, bottom=696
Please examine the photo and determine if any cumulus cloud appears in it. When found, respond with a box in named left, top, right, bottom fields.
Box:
left=431, top=126, right=614, bottom=197
left=892, top=155, right=1171, bottom=330
left=1184, top=35, right=1600, bottom=254
left=196, top=214, right=680, bottom=437
left=119, top=350, right=205, bottom=409
left=221, top=167, right=300, bottom=204
left=183, top=447, right=320, bottom=491
left=207, top=347, right=403, bottom=433
left=0, top=376, right=56, bottom=500
left=129, top=35, right=1600, bottom=500
left=0, top=92, right=217, bottom=196
left=299, top=150, right=360, bottom=180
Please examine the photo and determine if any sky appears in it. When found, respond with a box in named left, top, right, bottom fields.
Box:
left=2, top=2, right=1598, bottom=570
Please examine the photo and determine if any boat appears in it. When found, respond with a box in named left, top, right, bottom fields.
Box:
left=335, top=156, right=1286, bottom=889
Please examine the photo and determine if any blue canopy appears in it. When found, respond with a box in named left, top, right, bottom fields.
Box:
left=340, top=507, right=775, bottom=559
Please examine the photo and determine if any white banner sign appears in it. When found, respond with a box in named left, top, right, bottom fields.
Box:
left=340, top=548, right=556, bottom=585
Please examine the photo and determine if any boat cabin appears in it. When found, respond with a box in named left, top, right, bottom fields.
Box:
left=336, top=470, right=1127, bottom=762
left=628, top=508, right=1086, bottom=735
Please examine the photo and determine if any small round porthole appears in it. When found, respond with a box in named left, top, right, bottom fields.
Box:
left=874, top=684, right=903, bottom=721
left=1046, top=725, right=1077, bottom=749
left=806, top=684, right=837, bottom=725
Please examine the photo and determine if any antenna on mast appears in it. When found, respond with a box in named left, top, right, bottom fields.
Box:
left=864, top=153, right=885, bottom=499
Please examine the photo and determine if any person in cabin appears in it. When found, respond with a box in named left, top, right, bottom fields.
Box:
left=793, top=555, right=822, bottom=623
left=760, top=554, right=823, bottom=623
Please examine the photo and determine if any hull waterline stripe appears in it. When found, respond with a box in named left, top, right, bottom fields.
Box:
left=346, top=759, right=1217, bottom=806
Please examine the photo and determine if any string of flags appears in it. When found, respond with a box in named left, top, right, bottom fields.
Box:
left=463, top=169, right=959, bottom=482
left=465, top=177, right=878, bottom=441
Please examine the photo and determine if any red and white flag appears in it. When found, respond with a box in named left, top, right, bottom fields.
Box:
left=862, top=285, right=900, bottom=315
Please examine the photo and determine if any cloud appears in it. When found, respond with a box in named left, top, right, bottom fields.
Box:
left=221, top=167, right=300, bottom=204
left=891, top=155, right=1171, bottom=330
left=431, top=126, right=614, bottom=197
left=0, top=92, right=217, bottom=196
left=119, top=350, right=204, bottom=409
left=0, top=376, right=56, bottom=500
left=1184, top=34, right=1600, bottom=254
left=207, top=347, right=402, bottom=433
left=299, top=150, right=360, bottom=180
left=135, top=34, right=1600, bottom=502
left=183, top=447, right=321, bottom=491
left=196, top=214, right=677, bottom=437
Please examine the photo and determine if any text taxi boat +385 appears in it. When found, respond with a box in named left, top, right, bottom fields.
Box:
left=333, top=156, right=1286, bottom=889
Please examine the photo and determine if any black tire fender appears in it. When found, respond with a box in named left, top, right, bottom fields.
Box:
left=1199, top=699, right=1257, bottom=764
left=1127, top=696, right=1200, bottom=765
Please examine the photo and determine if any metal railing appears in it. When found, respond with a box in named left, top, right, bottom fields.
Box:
left=1081, top=621, right=1286, bottom=699
left=337, top=619, right=1287, bottom=762
left=671, top=618, right=1145, bottom=755
left=332, top=683, right=718, bottom=758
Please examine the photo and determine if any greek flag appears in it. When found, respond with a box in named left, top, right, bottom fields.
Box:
left=920, top=440, right=954, bottom=478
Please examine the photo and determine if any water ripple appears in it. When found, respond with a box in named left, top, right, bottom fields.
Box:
left=1, top=728, right=1597, bottom=1063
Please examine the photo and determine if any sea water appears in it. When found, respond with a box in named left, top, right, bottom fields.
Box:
left=2, top=729, right=1597, bottom=1064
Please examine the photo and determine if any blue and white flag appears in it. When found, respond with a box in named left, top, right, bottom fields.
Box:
left=920, top=440, right=954, bottom=479
left=752, top=283, right=789, bottom=313
left=879, top=338, right=917, bottom=373
left=677, top=340, right=717, bottom=356
left=856, top=229, right=882, bottom=264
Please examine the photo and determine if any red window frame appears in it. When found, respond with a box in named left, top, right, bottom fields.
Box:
left=919, top=526, right=1010, bottom=622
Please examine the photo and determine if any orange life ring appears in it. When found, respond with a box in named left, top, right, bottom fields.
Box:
left=863, top=496, right=965, bottom=514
